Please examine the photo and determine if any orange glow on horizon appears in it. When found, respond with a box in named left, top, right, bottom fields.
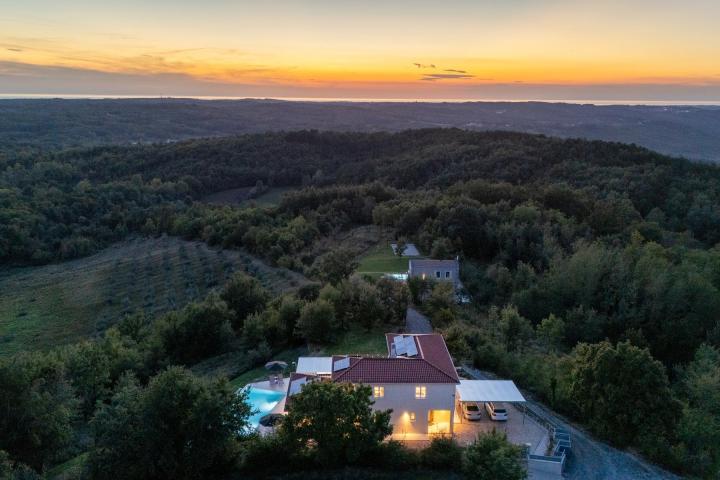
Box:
left=1, top=1, right=719, bottom=99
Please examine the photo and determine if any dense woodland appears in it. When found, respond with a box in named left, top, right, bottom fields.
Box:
left=1, top=129, right=720, bottom=478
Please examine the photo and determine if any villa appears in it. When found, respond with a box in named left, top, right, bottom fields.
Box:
left=408, top=258, right=461, bottom=289
left=286, top=332, right=526, bottom=441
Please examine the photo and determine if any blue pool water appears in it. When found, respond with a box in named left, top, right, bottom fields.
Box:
left=242, top=386, right=286, bottom=429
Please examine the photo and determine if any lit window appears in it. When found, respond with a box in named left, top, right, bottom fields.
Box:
left=445, top=271, right=451, bottom=278
left=409, top=412, right=416, bottom=422
left=415, top=386, right=427, bottom=399
left=435, top=271, right=441, bottom=278
left=373, top=386, right=384, bottom=398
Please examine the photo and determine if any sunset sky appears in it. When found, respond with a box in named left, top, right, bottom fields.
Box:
left=1, top=0, right=719, bottom=101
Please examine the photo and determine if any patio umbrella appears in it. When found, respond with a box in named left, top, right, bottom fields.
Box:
left=264, top=360, right=288, bottom=372
left=259, top=413, right=284, bottom=427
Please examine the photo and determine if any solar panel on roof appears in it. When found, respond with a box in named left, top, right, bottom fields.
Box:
left=405, top=336, right=418, bottom=356
left=393, top=336, right=407, bottom=356
left=333, top=357, right=350, bottom=371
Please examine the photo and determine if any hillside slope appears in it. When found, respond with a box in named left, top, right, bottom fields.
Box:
left=0, top=236, right=308, bottom=355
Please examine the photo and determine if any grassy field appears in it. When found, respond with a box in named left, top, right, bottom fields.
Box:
left=322, top=326, right=393, bottom=356
left=245, top=186, right=296, bottom=207
left=356, top=243, right=423, bottom=278
left=0, top=236, right=308, bottom=356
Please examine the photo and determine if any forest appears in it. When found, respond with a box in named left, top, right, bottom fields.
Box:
left=1, top=129, right=720, bottom=479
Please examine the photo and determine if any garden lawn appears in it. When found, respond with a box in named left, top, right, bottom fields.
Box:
left=356, top=244, right=422, bottom=277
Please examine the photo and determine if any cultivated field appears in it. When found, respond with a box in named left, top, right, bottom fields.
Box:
left=0, top=236, right=308, bottom=355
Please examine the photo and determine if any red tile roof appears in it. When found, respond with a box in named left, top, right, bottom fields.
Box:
left=332, top=357, right=458, bottom=384
left=330, top=333, right=459, bottom=385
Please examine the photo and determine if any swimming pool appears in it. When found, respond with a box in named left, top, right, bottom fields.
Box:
left=241, top=386, right=286, bottom=429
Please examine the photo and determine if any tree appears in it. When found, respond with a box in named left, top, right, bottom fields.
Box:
left=426, top=282, right=455, bottom=317
left=497, top=305, right=533, bottom=353
left=407, top=276, right=432, bottom=304
left=567, top=341, right=676, bottom=448
left=220, top=272, right=270, bottom=330
left=375, top=277, right=410, bottom=326
left=87, top=367, right=251, bottom=480
left=337, top=277, right=385, bottom=331
left=295, top=299, right=339, bottom=344
left=311, top=248, right=358, bottom=285
left=536, top=314, right=566, bottom=352
left=0, top=451, right=40, bottom=480
left=277, top=295, right=303, bottom=340
left=0, top=353, right=78, bottom=472
left=64, top=341, right=111, bottom=417
left=430, top=237, right=454, bottom=259
left=280, top=382, right=392, bottom=467
left=674, top=344, right=720, bottom=478
left=462, top=431, right=526, bottom=480
left=394, top=239, right=408, bottom=257
left=152, top=295, right=234, bottom=365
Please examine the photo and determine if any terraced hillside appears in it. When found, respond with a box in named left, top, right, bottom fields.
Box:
left=0, top=236, right=308, bottom=355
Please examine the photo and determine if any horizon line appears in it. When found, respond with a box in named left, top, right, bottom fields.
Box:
left=1, top=94, right=720, bottom=107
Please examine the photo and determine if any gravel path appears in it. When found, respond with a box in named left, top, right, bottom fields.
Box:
left=463, top=366, right=678, bottom=480
left=405, top=307, right=433, bottom=333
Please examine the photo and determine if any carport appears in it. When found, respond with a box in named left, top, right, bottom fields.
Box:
left=455, top=380, right=527, bottom=423
left=453, top=380, right=549, bottom=454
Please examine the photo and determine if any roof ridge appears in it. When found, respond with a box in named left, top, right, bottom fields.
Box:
left=334, top=356, right=458, bottom=384
left=415, top=335, right=424, bottom=358
left=421, top=335, right=460, bottom=382
left=332, top=356, right=364, bottom=382
left=416, top=358, right=460, bottom=383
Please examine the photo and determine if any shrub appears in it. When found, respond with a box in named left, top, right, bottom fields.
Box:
left=420, top=437, right=463, bottom=470
left=367, top=441, right=419, bottom=470
left=462, top=431, right=526, bottom=480
left=295, top=299, right=339, bottom=344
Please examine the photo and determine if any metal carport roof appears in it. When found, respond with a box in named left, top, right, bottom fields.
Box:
left=296, top=357, right=333, bottom=375
left=456, top=380, right=526, bottom=403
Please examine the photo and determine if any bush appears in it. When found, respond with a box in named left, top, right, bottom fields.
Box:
left=295, top=299, right=339, bottom=344
left=420, top=437, right=463, bottom=470
left=238, top=434, right=305, bottom=475
left=462, top=431, right=526, bottom=480
left=369, top=441, right=419, bottom=470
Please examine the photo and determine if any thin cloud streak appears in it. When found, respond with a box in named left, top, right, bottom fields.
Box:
left=422, top=73, right=475, bottom=81
left=1, top=61, right=720, bottom=102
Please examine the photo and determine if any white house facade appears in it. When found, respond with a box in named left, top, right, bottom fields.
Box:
left=288, top=333, right=463, bottom=439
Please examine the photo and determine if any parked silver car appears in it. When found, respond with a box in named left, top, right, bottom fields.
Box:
left=462, top=402, right=482, bottom=421
left=484, top=402, right=508, bottom=421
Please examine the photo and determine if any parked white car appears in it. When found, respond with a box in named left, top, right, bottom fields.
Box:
left=462, top=402, right=482, bottom=421
left=485, top=402, right=508, bottom=421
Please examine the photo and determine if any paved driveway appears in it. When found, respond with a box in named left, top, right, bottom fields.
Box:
left=405, top=307, right=433, bottom=333
left=463, top=366, right=678, bottom=480
left=453, top=405, right=548, bottom=454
